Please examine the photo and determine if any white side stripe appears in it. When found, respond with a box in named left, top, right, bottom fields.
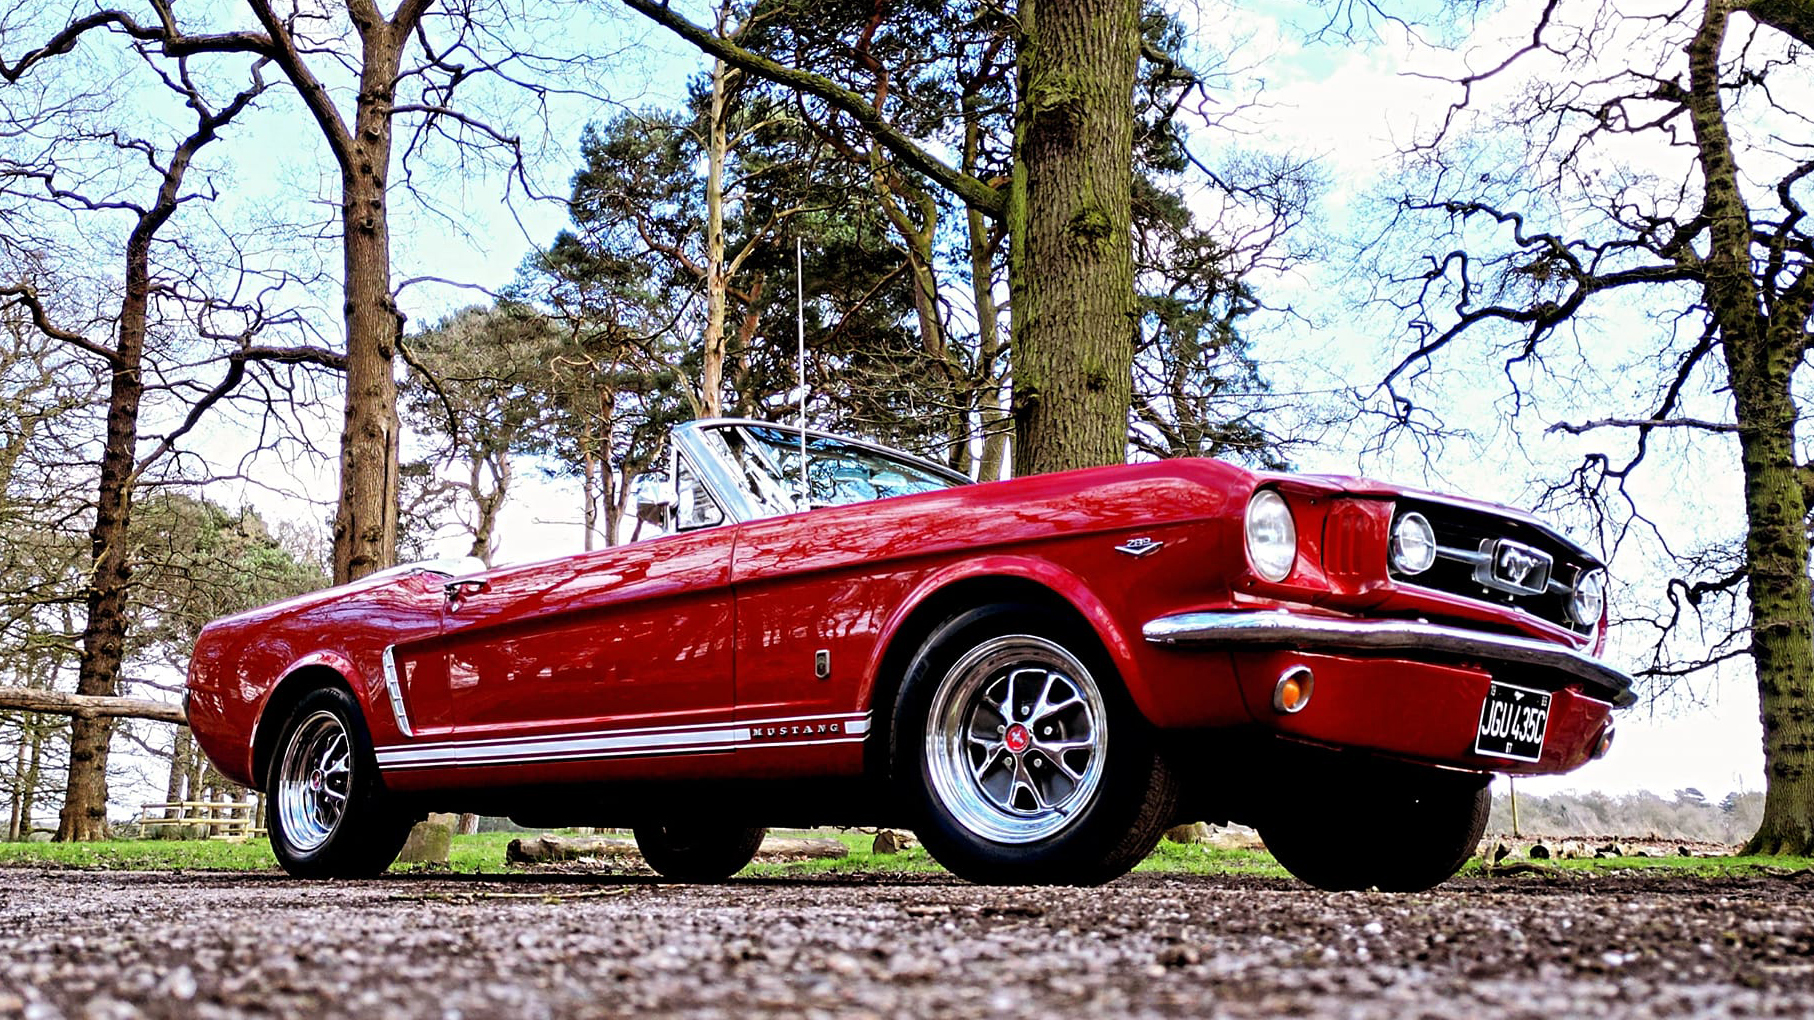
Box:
left=374, top=712, right=871, bottom=771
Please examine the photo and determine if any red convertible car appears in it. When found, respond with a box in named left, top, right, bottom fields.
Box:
left=187, top=419, right=1631, bottom=890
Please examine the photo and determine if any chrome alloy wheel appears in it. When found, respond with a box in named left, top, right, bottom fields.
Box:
left=276, top=710, right=353, bottom=853
left=923, top=634, right=1109, bottom=844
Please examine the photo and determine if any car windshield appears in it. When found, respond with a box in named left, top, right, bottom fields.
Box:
left=705, top=424, right=967, bottom=517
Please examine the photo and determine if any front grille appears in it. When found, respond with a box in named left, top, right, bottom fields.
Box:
left=1390, top=499, right=1599, bottom=635
left=1323, top=501, right=1371, bottom=579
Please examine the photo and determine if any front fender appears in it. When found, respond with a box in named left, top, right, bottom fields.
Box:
left=862, top=554, right=1151, bottom=715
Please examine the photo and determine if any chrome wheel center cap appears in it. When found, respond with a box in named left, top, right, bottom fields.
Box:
left=1004, top=724, right=1031, bottom=754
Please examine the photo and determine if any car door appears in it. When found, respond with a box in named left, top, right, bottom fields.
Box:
left=432, top=527, right=738, bottom=769
left=729, top=491, right=971, bottom=778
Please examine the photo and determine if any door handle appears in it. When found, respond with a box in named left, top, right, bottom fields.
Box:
left=443, top=578, right=488, bottom=603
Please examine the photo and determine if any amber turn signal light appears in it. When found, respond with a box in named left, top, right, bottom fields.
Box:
left=1592, top=724, right=1616, bottom=760
left=1272, top=666, right=1314, bottom=714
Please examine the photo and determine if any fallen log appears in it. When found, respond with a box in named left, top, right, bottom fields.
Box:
left=506, top=833, right=850, bottom=866
left=0, top=687, right=185, bottom=725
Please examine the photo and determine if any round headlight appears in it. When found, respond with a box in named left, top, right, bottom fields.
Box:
left=1245, top=489, right=1297, bottom=582
left=1389, top=512, right=1437, bottom=575
left=1569, top=568, right=1606, bottom=626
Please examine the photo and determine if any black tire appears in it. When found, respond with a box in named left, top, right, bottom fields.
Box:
left=265, top=687, right=413, bottom=879
left=1257, top=766, right=1491, bottom=892
left=892, top=603, right=1179, bottom=886
left=633, top=823, right=768, bottom=881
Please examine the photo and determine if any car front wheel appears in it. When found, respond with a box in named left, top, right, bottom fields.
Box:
left=893, top=604, right=1179, bottom=885
left=266, top=687, right=413, bottom=878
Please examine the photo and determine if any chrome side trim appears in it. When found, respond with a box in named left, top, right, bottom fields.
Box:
left=1142, top=611, right=1636, bottom=708
left=380, top=645, right=414, bottom=738
left=373, top=712, right=873, bottom=771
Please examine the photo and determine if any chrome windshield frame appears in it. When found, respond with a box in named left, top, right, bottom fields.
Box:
left=670, top=419, right=973, bottom=525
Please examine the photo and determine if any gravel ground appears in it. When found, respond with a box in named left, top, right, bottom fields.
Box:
left=3, top=866, right=1813, bottom=1019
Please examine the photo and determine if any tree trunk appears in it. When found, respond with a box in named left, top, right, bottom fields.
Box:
left=464, top=451, right=509, bottom=569
left=7, top=731, right=24, bottom=841
left=700, top=56, right=733, bottom=419
left=1686, top=1, right=1814, bottom=855
left=56, top=215, right=156, bottom=842
left=731, top=273, right=766, bottom=418
left=601, top=462, right=624, bottom=548
left=20, top=722, right=41, bottom=840
left=874, top=169, right=974, bottom=472
left=964, top=107, right=1008, bottom=483
left=164, top=727, right=192, bottom=821
left=1007, top=0, right=1140, bottom=475
left=1730, top=353, right=1814, bottom=856
left=184, top=747, right=202, bottom=822
left=581, top=444, right=598, bottom=552
left=330, top=27, right=408, bottom=586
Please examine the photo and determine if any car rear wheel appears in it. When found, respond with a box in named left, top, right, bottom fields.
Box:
left=266, top=687, right=413, bottom=878
left=1257, top=766, right=1491, bottom=892
left=633, top=823, right=768, bottom=881
left=893, top=604, right=1179, bottom=885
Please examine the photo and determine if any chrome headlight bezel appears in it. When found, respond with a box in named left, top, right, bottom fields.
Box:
left=1389, top=512, right=1437, bottom=575
left=1244, top=488, right=1297, bottom=582
left=1569, top=568, right=1607, bottom=627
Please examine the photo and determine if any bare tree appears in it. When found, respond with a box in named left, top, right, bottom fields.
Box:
left=6, top=0, right=614, bottom=584
left=3, top=35, right=340, bottom=838
left=1363, top=0, right=1814, bottom=853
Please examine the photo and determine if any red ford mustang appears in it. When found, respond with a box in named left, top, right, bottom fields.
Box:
left=187, top=419, right=1631, bottom=889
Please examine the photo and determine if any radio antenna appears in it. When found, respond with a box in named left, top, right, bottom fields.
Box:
left=796, top=235, right=807, bottom=506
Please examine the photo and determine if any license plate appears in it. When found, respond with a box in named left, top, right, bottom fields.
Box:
left=1473, top=682, right=1551, bottom=763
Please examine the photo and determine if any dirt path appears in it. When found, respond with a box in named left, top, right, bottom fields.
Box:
left=2, top=867, right=1812, bottom=1018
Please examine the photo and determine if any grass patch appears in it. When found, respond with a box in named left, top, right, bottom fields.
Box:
left=1489, top=853, right=1814, bottom=877
left=740, top=832, right=948, bottom=878
left=1132, top=839, right=1289, bottom=877
left=6, top=831, right=1808, bottom=882
left=0, top=838, right=278, bottom=871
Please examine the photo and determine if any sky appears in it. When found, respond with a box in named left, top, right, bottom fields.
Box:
left=69, top=0, right=1776, bottom=809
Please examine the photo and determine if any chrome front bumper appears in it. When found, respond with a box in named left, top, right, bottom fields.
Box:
left=1142, top=611, right=1637, bottom=708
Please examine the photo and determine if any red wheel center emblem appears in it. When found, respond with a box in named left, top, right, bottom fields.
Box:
left=1004, top=724, right=1031, bottom=754
left=309, top=772, right=323, bottom=791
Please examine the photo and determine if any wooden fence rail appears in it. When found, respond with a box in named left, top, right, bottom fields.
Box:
left=0, top=687, right=185, bottom=725
left=139, top=800, right=264, bottom=840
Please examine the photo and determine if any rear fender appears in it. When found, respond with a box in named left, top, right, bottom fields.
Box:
left=246, top=651, right=368, bottom=792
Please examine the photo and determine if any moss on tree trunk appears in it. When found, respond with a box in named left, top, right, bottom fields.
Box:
left=1686, top=1, right=1814, bottom=855
left=1007, top=0, right=1140, bottom=475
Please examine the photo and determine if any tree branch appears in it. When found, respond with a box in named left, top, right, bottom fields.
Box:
left=242, top=0, right=354, bottom=166
left=0, top=9, right=275, bottom=82
left=0, top=285, right=123, bottom=366
left=1742, top=0, right=1814, bottom=48
left=620, top=0, right=1003, bottom=218
left=1548, top=417, right=1742, bottom=434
